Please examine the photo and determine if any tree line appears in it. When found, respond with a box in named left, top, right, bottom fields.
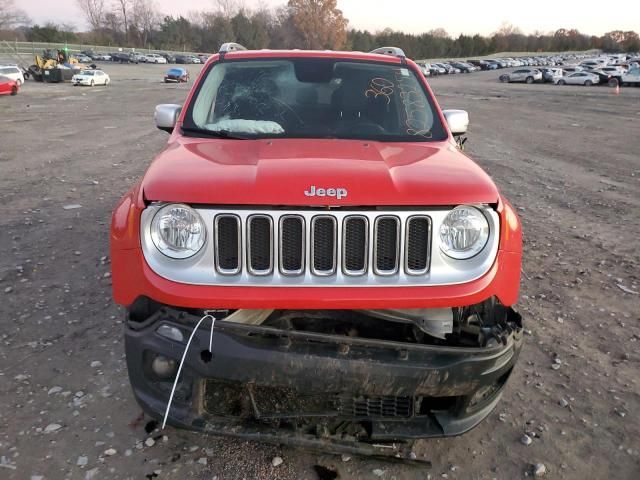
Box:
left=1, top=0, right=638, bottom=57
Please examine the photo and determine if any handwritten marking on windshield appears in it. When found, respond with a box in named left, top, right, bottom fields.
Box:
left=365, top=77, right=394, bottom=104
left=394, top=69, right=433, bottom=138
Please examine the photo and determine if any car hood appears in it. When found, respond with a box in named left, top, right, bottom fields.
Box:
left=141, top=138, right=499, bottom=206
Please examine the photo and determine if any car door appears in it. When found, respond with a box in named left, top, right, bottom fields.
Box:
left=567, top=73, right=582, bottom=85
left=511, top=69, right=526, bottom=81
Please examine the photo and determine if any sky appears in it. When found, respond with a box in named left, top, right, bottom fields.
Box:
left=18, top=0, right=640, bottom=37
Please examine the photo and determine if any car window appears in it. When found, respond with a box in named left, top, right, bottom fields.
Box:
left=187, top=59, right=446, bottom=142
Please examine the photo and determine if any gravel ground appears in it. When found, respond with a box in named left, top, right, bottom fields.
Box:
left=0, top=63, right=639, bottom=480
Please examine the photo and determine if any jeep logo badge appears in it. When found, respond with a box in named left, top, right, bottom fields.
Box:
left=304, top=185, right=348, bottom=200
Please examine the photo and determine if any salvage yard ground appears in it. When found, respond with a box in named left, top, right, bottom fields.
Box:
left=0, top=64, right=639, bottom=479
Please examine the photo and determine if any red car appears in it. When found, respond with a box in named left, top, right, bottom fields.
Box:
left=111, top=43, right=523, bottom=456
left=0, top=75, right=19, bottom=96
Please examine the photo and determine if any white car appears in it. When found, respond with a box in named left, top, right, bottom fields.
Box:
left=144, top=54, right=167, bottom=64
left=72, top=69, right=110, bottom=86
left=621, top=67, right=640, bottom=86
left=500, top=68, right=543, bottom=84
left=562, top=66, right=583, bottom=74
left=555, top=72, right=600, bottom=86
left=0, top=65, right=25, bottom=86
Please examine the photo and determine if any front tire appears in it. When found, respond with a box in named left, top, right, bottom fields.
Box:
left=558, top=79, right=566, bottom=85
left=11, top=85, right=18, bottom=95
left=525, top=76, right=533, bottom=84
left=584, top=80, right=592, bottom=86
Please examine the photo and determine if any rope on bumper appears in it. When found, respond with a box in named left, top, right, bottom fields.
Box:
left=162, top=314, right=216, bottom=430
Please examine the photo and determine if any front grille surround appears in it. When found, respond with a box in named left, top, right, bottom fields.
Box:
left=141, top=206, right=500, bottom=287
left=373, top=215, right=401, bottom=275
left=278, top=215, right=305, bottom=276
left=246, top=214, right=274, bottom=275
left=405, top=215, right=432, bottom=275
left=214, top=214, right=241, bottom=275
left=342, top=215, right=369, bottom=276
left=310, top=215, right=338, bottom=276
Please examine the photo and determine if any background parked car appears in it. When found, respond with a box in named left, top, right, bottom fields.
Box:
left=72, top=69, right=110, bottom=86
left=111, top=52, right=138, bottom=64
left=160, top=53, right=175, bottom=63
left=144, top=53, right=167, bottom=64
left=621, top=67, right=640, bottom=86
left=555, top=71, right=600, bottom=86
left=590, top=69, right=623, bottom=87
left=164, top=67, right=189, bottom=83
left=0, top=65, right=25, bottom=85
left=433, top=63, right=455, bottom=75
left=540, top=68, right=563, bottom=83
left=74, top=54, right=93, bottom=63
left=0, top=75, right=19, bottom=95
left=415, top=62, right=431, bottom=77
left=500, top=68, right=542, bottom=83
left=450, top=61, right=476, bottom=73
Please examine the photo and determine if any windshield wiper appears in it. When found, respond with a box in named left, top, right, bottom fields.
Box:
left=181, top=126, right=250, bottom=140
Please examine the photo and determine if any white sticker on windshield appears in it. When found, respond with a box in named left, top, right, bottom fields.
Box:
left=401, top=68, right=409, bottom=76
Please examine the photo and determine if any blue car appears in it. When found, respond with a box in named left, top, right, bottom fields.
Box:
left=164, top=67, right=189, bottom=83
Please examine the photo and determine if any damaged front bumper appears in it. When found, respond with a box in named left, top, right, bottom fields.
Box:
left=125, top=305, right=523, bottom=455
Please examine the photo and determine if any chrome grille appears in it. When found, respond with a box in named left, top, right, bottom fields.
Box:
left=211, top=211, right=431, bottom=278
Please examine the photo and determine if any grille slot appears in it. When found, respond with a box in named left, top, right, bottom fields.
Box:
left=247, top=215, right=273, bottom=274
left=406, top=216, right=431, bottom=274
left=279, top=216, right=305, bottom=274
left=374, top=216, right=400, bottom=274
left=337, top=395, right=412, bottom=418
left=215, top=215, right=241, bottom=273
left=311, top=216, right=337, bottom=275
left=343, top=216, right=368, bottom=275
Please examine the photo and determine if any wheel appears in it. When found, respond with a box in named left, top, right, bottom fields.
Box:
left=90, top=80, right=94, bottom=87
left=499, top=74, right=509, bottom=83
left=584, top=80, right=592, bottom=86
left=11, top=85, right=18, bottom=95
left=558, top=79, right=566, bottom=85
left=608, top=78, right=619, bottom=87
left=525, top=76, right=533, bottom=84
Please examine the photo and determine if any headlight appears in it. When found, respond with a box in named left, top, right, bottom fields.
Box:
left=150, top=204, right=206, bottom=259
left=439, top=206, right=490, bottom=259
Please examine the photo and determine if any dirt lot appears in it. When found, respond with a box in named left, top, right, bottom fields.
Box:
left=0, top=63, right=639, bottom=480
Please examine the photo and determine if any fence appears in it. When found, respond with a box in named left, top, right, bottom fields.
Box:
left=0, top=40, right=202, bottom=66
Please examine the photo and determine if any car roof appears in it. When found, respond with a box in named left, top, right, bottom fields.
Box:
left=205, top=49, right=405, bottom=66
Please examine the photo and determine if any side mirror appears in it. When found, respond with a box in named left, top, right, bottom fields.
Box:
left=442, top=109, right=469, bottom=136
left=155, top=104, right=182, bottom=133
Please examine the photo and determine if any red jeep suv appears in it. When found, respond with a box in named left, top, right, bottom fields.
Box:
left=111, top=43, right=523, bottom=457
